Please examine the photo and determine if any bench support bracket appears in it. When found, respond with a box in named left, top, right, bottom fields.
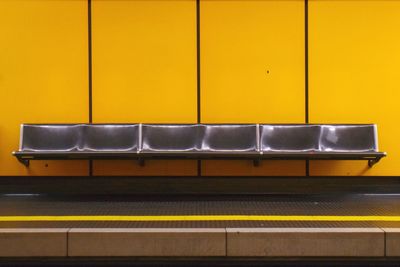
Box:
left=138, top=158, right=145, bottom=167
left=253, top=159, right=260, bottom=167
left=368, top=158, right=381, bottom=168
left=18, top=158, right=30, bottom=167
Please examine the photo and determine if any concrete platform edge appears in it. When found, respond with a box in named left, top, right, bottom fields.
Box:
left=1, top=228, right=400, bottom=257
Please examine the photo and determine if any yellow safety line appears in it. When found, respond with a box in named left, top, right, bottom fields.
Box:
left=0, top=215, right=400, bottom=222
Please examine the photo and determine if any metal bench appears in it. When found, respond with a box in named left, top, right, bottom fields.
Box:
left=13, top=124, right=386, bottom=167
left=259, top=124, right=385, bottom=167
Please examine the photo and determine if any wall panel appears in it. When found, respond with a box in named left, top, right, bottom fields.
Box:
left=309, top=0, right=400, bottom=176
left=200, top=0, right=305, bottom=176
left=92, top=0, right=197, bottom=176
left=0, top=0, right=89, bottom=176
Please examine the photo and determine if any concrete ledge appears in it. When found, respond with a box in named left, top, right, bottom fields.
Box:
left=383, top=228, right=400, bottom=256
left=68, top=228, right=226, bottom=257
left=227, top=228, right=384, bottom=257
left=0, top=228, right=68, bottom=257
left=0, top=227, right=390, bottom=257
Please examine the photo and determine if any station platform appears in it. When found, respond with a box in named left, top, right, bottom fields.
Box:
left=1, top=192, right=400, bottom=266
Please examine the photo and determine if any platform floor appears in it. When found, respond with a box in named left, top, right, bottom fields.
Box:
left=1, top=193, right=400, bottom=228
left=1, top=194, right=400, bottom=262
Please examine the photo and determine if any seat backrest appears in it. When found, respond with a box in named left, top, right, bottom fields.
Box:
left=260, top=125, right=320, bottom=152
left=20, top=124, right=83, bottom=152
left=320, top=125, right=378, bottom=152
left=141, top=124, right=200, bottom=152
left=200, top=124, right=258, bottom=152
left=82, top=124, right=139, bottom=152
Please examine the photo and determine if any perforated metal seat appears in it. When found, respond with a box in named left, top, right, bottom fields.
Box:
left=17, top=124, right=83, bottom=153
left=141, top=124, right=200, bottom=154
left=320, top=125, right=377, bottom=152
left=200, top=125, right=258, bottom=155
left=13, top=124, right=140, bottom=165
left=82, top=124, right=138, bottom=152
left=260, top=125, right=320, bottom=152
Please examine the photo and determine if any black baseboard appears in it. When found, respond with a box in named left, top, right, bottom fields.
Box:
left=0, top=176, right=399, bottom=195
left=0, top=257, right=400, bottom=267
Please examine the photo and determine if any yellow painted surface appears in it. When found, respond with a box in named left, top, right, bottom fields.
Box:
left=93, top=160, right=197, bottom=177
left=1, top=215, right=400, bottom=222
left=0, top=0, right=89, bottom=176
left=1, top=0, right=398, bottom=177
left=200, top=0, right=305, bottom=176
left=309, top=0, right=400, bottom=176
left=201, top=160, right=306, bottom=177
left=92, top=0, right=197, bottom=176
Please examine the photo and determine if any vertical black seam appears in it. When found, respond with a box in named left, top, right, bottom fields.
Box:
left=66, top=229, right=70, bottom=257
left=197, top=0, right=202, bottom=177
left=88, top=0, right=92, bottom=124
left=197, top=0, right=201, bottom=124
left=88, top=0, right=93, bottom=176
left=305, top=0, right=310, bottom=177
left=384, top=229, right=387, bottom=257
left=225, top=228, right=228, bottom=256
left=305, top=0, right=309, bottom=125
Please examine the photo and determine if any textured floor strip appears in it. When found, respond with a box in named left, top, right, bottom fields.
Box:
left=1, top=215, right=400, bottom=222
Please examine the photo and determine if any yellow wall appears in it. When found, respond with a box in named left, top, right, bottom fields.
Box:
left=0, top=0, right=399, bottom=177
left=200, top=0, right=305, bottom=176
left=91, top=0, right=198, bottom=176
left=309, top=0, right=400, bottom=176
left=0, top=0, right=89, bottom=176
